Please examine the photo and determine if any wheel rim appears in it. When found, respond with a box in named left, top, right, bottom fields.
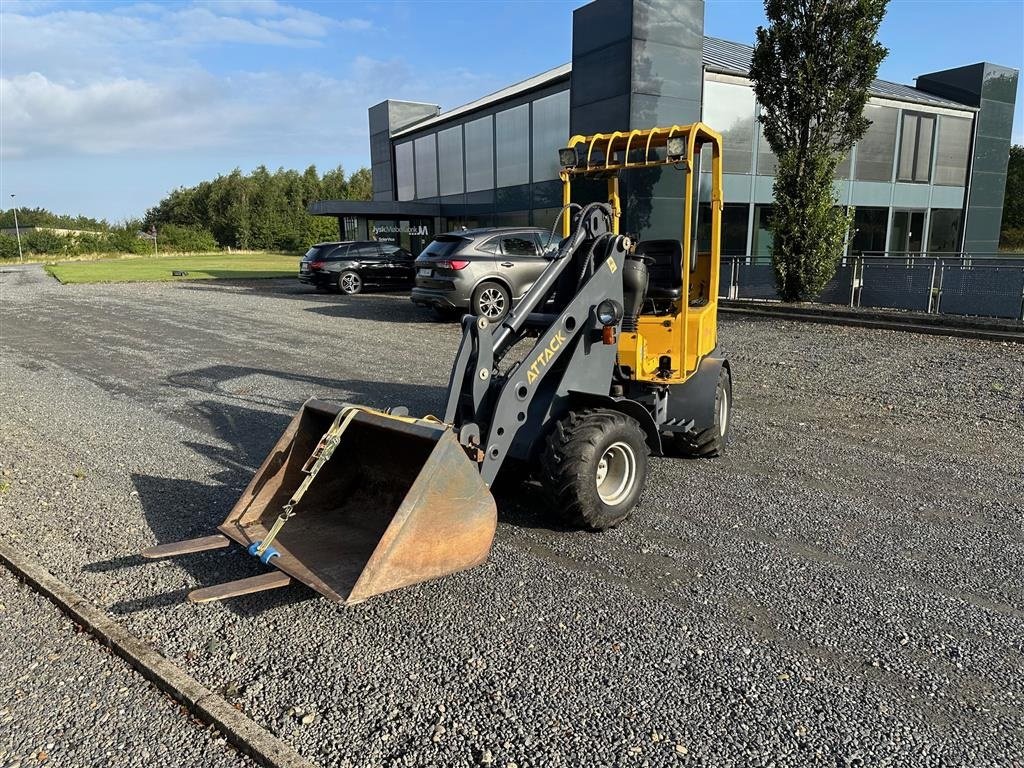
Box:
left=719, top=386, right=729, bottom=437
left=341, top=273, right=360, bottom=293
left=595, top=441, right=636, bottom=506
left=478, top=288, right=506, bottom=318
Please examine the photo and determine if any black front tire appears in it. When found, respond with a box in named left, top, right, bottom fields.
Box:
left=540, top=409, right=649, bottom=531
left=675, top=365, right=731, bottom=458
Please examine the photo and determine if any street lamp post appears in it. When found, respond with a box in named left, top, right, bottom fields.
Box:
left=10, top=194, right=23, bottom=263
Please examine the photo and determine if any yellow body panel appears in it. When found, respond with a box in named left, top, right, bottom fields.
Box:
left=560, top=123, right=723, bottom=384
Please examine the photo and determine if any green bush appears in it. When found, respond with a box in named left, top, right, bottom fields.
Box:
left=0, top=234, right=21, bottom=259
left=107, top=226, right=151, bottom=255
left=157, top=224, right=218, bottom=252
left=74, top=232, right=113, bottom=254
left=23, top=229, right=70, bottom=255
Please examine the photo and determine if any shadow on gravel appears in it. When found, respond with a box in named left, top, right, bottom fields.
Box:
left=177, top=279, right=442, bottom=324
left=179, top=278, right=412, bottom=303
left=166, top=365, right=448, bottom=417
left=84, top=554, right=148, bottom=573
left=113, top=471, right=319, bottom=616
left=305, top=299, right=439, bottom=324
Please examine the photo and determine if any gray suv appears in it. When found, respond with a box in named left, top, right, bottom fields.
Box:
left=410, top=227, right=558, bottom=320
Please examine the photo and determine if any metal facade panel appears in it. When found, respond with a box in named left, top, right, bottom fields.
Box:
left=929, top=185, right=967, bottom=209
left=891, top=183, right=932, bottom=208
left=848, top=181, right=894, bottom=207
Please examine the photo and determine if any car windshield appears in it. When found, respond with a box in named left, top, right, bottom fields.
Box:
left=419, top=237, right=463, bottom=260
left=303, top=246, right=329, bottom=260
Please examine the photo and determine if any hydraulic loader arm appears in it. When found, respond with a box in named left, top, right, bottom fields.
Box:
left=443, top=202, right=632, bottom=486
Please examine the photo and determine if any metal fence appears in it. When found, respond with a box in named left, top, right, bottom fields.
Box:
left=719, top=253, right=1024, bottom=321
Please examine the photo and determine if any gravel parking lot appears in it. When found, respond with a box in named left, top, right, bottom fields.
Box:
left=0, top=567, right=253, bottom=768
left=1, top=265, right=1022, bottom=767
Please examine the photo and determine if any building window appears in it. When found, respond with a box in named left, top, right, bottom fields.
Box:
left=933, top=116, right=971, bottom=187
left=928, top=209, right=961, bottom=252
left=493, top=210, right=530, bottom=227
left=414, top=134, right=438, bottom=198
left=897, top=112, right=935, bottom=183
left=464, top=115, right=494, bottom=192
left=437, top=126, right=464, bottom=196
left=532, top=90, right=570, bottom=183
left=395, top=141, right=415, bottom=201
left=755, top=111, right=777, bottom=176
left=889, top=209, right=926, bottom=253
left=532, top=207, right=564, bottom=232
left=703, top=81, right=755, bottom=174
left=756, top=132, right=850, bottom=179
left=698, top=203, right=748, bottom=256
left=368, top=218, right=433, bottom=256
left=496, top=104, right=530, bottom=187
left=444, top=214, right=492, bottom=231
left=848, top=207, right=888, bottom=255
left=854, top=104, right=898, bottom=182
left=752, top=204, right=774, bottom=259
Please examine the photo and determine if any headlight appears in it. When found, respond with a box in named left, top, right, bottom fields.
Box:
left=666, top=136, right=686, bottom=162
left=558, top=147, right=579, bottom=169
left=596, top=299, right=623, bottom=327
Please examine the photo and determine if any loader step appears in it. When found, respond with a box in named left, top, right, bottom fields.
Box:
left=660, top=418, right=695, bottom=434
left=187, top=571, right=292, bottom=603
left=141, top=535, right=230, bottom=559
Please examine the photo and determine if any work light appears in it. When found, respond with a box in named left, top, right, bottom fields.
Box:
left=558, top=147, right=579, bottom=170
left=666, top=136, right=686, bottom=162
left=596, top=299, right=623, bottom=327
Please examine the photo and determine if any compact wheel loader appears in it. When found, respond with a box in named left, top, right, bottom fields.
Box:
left=143, top=123, right=731, bottom=605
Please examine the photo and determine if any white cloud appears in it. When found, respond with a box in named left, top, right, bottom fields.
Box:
left=0, top=0, right=504, bottom=213
left=0, top=72, right=244, bottom=157
left=1, top=59, right=500, bottom=160
left=0, top=3, right=373, bottom=80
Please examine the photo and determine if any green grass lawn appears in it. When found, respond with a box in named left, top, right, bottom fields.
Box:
left=44, top=252, right=298, bottom=284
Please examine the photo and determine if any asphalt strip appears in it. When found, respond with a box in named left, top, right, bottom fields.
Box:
left=0, top=538, right=321, bottom=768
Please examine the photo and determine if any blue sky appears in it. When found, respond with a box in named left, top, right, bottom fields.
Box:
left=2, top=0, right=1021, bottom=221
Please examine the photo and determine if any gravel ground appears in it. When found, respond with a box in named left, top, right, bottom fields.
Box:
left=0, top=566, right=252, bottom=767
left=1, top=265, right=1022, bottom=768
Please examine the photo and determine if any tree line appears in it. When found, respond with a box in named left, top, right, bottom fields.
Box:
left=0, top=164, right=370, bottom=259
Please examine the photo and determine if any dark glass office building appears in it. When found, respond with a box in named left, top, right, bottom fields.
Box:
left=310, top=0, right=1018, bottom=259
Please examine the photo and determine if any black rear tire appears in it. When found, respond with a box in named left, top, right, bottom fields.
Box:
left=540, top=409, right=649, bottom=531
left=675, top=365, right=731, bottom=458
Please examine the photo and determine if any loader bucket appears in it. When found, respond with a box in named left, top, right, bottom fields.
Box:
left=218, top=399, right=497, bottom=604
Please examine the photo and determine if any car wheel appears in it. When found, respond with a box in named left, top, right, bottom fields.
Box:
left=338, top=270, right=362, bottom=295
left=471, top=281, right=510, bottom=321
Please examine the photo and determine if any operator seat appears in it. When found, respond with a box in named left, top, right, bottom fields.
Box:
left=635, top=240, right=682, bottom=312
